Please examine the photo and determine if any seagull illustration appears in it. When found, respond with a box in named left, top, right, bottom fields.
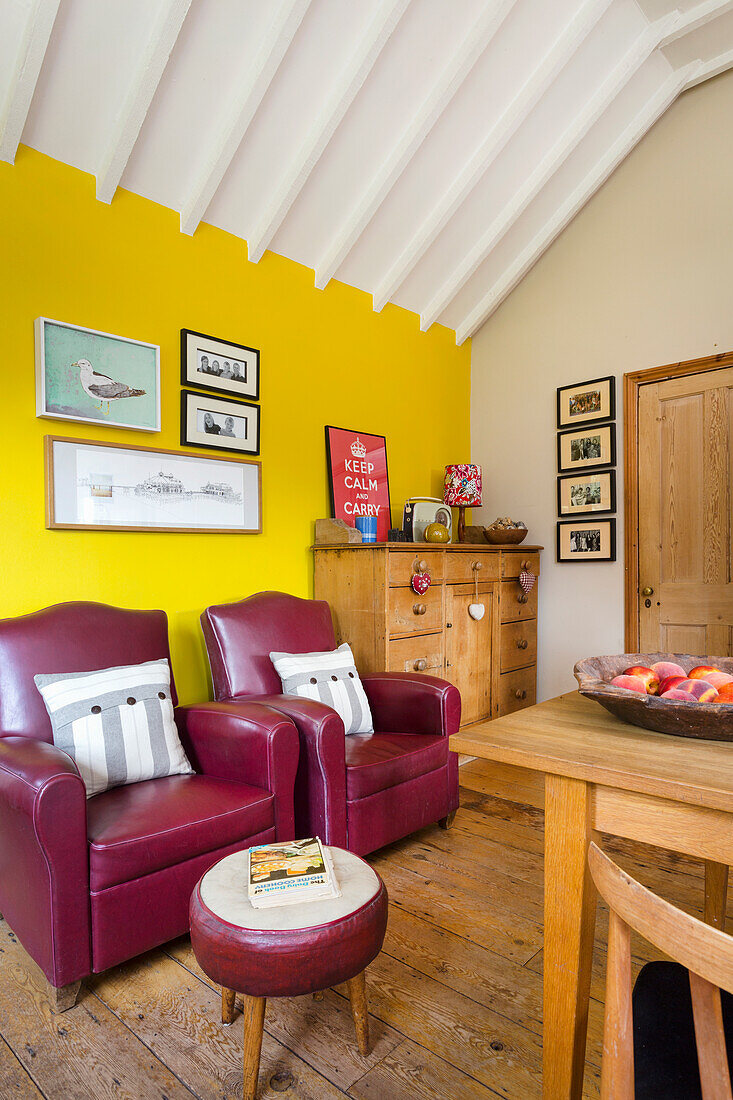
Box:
left=73, top=359, right=146, bottom=414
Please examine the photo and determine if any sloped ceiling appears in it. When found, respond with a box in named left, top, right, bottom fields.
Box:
left=1, top=0, right=732, bottom=343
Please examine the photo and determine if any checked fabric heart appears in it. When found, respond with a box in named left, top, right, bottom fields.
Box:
left=519, top=569, right=535, bottom=594
left=411, top=572, right=431, bottom=595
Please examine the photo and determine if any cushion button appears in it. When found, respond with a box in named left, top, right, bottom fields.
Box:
left=331, top=675, right=338, bottom=681
left=310, top=677, right=317, bottom=684
left=348, top=672, right=355, bottom=678
left=158, top=692, right=166, bottom=699
left=127, top=697, right=136, bottom=705
left=91, top=705, right=101, bottom=714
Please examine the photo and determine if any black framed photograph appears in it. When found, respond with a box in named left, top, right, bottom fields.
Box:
left=557, top=470, right=616, bottom=517
left=180, top=390, right=260, bottom=455
left=557, top=518, right=616, bottom=562
left=181, top=328, right=259, bottom=400
left=557, top=375, right=615, bottom=428
left=557, top=422, right=615, bottom=473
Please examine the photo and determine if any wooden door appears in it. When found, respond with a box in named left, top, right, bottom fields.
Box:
left=445, top=581, right=492, bottom=724
left=638, top=367, right=733, bottom=654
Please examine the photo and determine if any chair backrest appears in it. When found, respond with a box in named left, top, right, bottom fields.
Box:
left=202, top=591, right=336, bottom=700
left=588, top=841, right=733, bottom=1099
left=0, top=601, right=175, bottom=742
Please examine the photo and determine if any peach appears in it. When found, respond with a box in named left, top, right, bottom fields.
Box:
left=660, top=688, right=695, bottom=701
left=703, top=670, right=733, bottom=690
left=677, top=678, right=718, bottom=702
left=610, top=674, right=647, bottom=693
left=651, top=661, right=686, bottom=680
left=715, top=682, right=733, bottom=702
left=688, top=665, right=720, bottom=680
left=657, top=675, right=686, bottom=695
left=622, top=666, right=659, bottom=694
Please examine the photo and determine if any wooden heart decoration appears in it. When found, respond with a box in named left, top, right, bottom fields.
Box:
left=469, top=603, right=485, bottom=620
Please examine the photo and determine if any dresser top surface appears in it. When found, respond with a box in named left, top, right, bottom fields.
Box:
left=313, top=543, right=543, bottom=552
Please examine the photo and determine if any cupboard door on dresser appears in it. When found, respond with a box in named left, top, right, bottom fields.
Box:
left=445, top=582, right=493, bottom=725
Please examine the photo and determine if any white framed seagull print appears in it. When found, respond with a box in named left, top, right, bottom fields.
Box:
left=35, top=317, right=160, bottom=432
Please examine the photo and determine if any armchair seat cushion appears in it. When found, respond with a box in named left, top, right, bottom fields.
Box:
left=345, top=733, right=447, bottom=801
left=87, top=774, right=274, bottom=891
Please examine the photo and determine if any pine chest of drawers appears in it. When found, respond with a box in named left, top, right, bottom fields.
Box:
left=313, top=543, right=541, bottom=725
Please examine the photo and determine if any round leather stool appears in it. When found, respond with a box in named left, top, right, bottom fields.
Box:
left=190, top=846, right=388, bottom=1100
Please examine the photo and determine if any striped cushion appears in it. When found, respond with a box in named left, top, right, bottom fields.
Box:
left=269, top=643, right=373, bottom=736
left=34, top=659, right=193, bottom=798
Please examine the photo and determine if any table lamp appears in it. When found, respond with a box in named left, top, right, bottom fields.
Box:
left=443, top=464, right=482, bottom=543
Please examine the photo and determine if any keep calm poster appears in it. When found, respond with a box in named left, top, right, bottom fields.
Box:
left=325, top=426, right=391, bottom=541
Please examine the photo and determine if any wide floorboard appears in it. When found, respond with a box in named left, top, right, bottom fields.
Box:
left=0, top=758, right=724, bottom=1099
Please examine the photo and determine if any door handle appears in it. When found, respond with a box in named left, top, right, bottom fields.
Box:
left=641, top=586, right=654, bottom=597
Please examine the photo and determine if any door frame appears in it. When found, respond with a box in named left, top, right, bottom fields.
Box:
left=624, top=349, right=733, bottom=650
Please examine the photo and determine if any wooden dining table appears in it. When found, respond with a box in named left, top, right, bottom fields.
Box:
left=451, top=691, right=733, bottom=1100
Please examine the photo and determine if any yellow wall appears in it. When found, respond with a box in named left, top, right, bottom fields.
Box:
left=0, top=147, right=471, bottom=703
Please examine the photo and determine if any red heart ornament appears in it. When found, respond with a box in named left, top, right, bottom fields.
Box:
left=519, top=570, right=535, bottom=594
left=411, top=572, right=431, bottom=595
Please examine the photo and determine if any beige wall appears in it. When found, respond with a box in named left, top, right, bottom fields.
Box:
left=471, top=69, right=733, bottom=700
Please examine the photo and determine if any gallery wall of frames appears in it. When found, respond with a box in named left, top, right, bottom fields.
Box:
left=36, top=318, right=262, bottom=534
left=555, top=375, right=616, bottom=563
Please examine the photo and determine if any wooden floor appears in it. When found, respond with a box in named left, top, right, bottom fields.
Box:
left=0, top=757, right=725, bottom=1099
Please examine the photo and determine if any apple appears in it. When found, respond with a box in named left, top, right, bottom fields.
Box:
left=651, top=661, right=686, bottom=680
left=703, top=670, right=733, bottom=690
left=610, top=674, right=647, bottom=693
left=677, top=678, right=718, bottom=702
left=657, top=675, right=686, bottom=695
left=622, top=666, right=659, bottom=694
left=661, top=688, right=695, bottom=701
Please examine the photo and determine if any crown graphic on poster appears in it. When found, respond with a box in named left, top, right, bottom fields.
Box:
left=350, top=437, right=367, bottom=459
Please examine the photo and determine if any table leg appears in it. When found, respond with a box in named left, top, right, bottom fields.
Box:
left=704, top=861, right=729, bottom=931
left=242, top=994, right=266, bottom=1100
left=543, top=773, right=597, bottom=1100
left=347, top=970, right=370, bottom=1056
left=222, top=987, right=237, bottom=1025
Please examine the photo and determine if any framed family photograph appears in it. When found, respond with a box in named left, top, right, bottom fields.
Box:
left=45, top=436, right=262, bottom=534
left=557, top=518, right=616, bottom=562
left=35, top=317, right=160, bottom=432
left=557, top=375, right=614, bottom=428
left=180, top=390, right=260, bottom=456
left=557, top=470, right=616, bottom=516
left=557, top=422, right=615, bottom=472
left=181, top=328, right=259, bottom=400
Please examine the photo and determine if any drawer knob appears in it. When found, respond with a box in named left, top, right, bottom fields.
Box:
left=521, top=560, right=531, bottom=571
left=471, top=560, right=483, bottom=571
left=516, top=639, right=528, bottom=650
left=414, top=658, right=427, bottom=671
left=413, top=603, right=427, bottom=615
left=515, top=689, right=527, bottom=700
left=413, top=558, right=428, bottom=573
left=517, top=593, right=528, bottom=604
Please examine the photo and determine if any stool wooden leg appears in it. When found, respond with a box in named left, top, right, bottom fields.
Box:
left=347, top=970, right=370, bottom=1056
left=222, top=987, right=237, bottom=1025
left=242, top=994, right=266, bottom=1100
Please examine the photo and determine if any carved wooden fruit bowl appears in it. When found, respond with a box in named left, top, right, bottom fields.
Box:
left=574, top=653, right=733, bottom=741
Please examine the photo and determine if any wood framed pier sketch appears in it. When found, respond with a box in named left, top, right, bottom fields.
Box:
left=45, top=436, right=262, bottom=534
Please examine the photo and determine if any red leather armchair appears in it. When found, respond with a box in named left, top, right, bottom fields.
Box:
left=0, top=602, right=298, bottom=1008
left=201, top=591, right=460, bottom=855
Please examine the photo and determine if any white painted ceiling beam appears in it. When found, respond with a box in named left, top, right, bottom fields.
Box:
left=96, top=0, right=192, bottom=203
left=455, top=64, right=699, bottom=344
left=660, top=0, right=733, bottom=46
left=687, top=43, right=733, bottom=84
left=418, top=14, right=679, bottom=333
left=247, top=0, right=410, bottom=265
left=313, top=0, right=518, bottom=291
left=0, top=0, right=60, bottom=164
left=371, top=0, right=613, bottom=314
left=180, top=0, right=310, bottom=237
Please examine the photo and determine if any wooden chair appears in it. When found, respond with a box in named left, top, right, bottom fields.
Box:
left=588, top=841, right=733, bottom=1099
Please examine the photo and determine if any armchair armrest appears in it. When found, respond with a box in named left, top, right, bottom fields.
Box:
left=243, top=694, right=348, bottom=849
left=175, top=700, right=299, bottom=840
left=0, top=736, right=90, bottom=988
left=360, top=673, right=461, bottom=737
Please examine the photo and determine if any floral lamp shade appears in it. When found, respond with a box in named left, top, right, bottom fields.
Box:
left=443, top=464, right=482, bottom=542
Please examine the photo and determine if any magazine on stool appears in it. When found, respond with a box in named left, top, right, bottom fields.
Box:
left=247, top=837, right=341, bottom=909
